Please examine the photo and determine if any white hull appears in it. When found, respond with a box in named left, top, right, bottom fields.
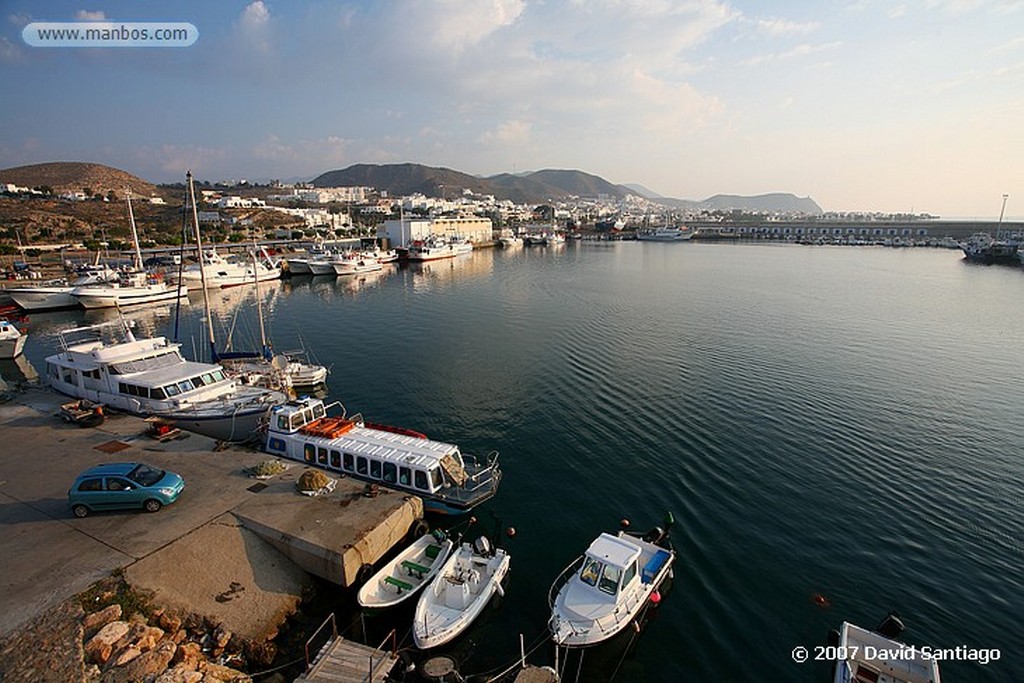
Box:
left=332, top=259, right=383, bottom=276
left=7, top=286, right=78, bottom=311
left=637, top=228, right=694, bottom=241
left=285, top=258, right=313, bottom=275
left=413, top=540, right=510, bottom=649
left=0, top=321, right=26, bottom=359
left=357, top=533, right=455, bottom=609
left=157, top=395, right=281, bottom=442
left=179, top=267, right=281, bottom=289
left=833, top=622, right=941, bottom=683
left=307, top=260, right=336, bottom=276
left=73, top=283, right=188, bottom=309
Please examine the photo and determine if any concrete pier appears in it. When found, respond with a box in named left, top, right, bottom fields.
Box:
left=0, top=386, right=424, bottom=641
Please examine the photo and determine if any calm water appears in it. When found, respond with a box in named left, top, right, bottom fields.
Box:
left=13, top=242, right=1023, bottom=682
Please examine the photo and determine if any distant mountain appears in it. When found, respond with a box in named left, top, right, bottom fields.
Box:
left=696, top=193, right=823, bottom=214
left=0, top=162, right=159, bottom=199
left=311, top=163, right=822, bottom=213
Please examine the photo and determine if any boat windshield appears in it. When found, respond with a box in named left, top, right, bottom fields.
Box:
left=599, top=565, right=621, bottom=595
left=580, top=557, right=603, bottom=587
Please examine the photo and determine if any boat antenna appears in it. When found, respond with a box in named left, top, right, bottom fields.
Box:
left=187, top=171, right=217, bottom=362
left=125, top=187, right=144, bottom=270
left=996, top=193, right=1009, bottom=240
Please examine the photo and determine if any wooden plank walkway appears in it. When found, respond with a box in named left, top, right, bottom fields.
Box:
left=296, top=636, right=398, bottom=683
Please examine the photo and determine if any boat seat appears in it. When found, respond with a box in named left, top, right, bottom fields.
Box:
left=425, top=544, right=442, bottom=560
left=642, top=549, right=671, bottom=584
left=384, top=576, right=413, bottom=593
left=402, top=560, right=430, bottom=577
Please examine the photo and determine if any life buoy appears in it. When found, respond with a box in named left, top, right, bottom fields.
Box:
left=409, top=519, right=429, bottom=539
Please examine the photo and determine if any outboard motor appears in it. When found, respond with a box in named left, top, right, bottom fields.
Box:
left=875, top=611, right=905, bottom=640
left=643, top=526, right=665, bottom=544
left=473, top=536, right=493, bottom=557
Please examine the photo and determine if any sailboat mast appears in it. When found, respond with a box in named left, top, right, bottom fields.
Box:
left=187, top=171, right=217, bottom=362
left=252, top=243, right=271, bottom=361
left=125, top=187, right=144, bottom=269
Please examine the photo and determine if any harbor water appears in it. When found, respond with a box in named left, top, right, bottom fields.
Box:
left=11, top=241, right=1023, bottom=682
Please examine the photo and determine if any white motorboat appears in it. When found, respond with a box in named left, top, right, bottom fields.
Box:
left=0, top=318, right=27, bottom=358
left=636, top=226, right=694, bottom=241
left=357, top=531, right=456, bottom=609
left=830, top=614, right=941, bottom=683
left=412, top=537, right=510, bottom=649
left=331, top=252, right=384, bottom=276
left=44, top=320, right=285, bottom=442
left=264, top=396, right=502, bottom=515
left=498, top=231, right=523, bottom=248
left=177, top=248, right=282, bottom=289
left=549, top=517, right=675, bottom=648
left=405, top=238, right=458, bottom=262
left=449, top=236, right=474, bottom=254
left=6, top=265, right=120, bottom=311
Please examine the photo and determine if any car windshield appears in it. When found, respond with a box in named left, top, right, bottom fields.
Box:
left=128, top=464, right=164, bottom=487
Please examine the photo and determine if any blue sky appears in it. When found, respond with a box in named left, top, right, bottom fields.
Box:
left=1, top=0, right=1022, bottom=217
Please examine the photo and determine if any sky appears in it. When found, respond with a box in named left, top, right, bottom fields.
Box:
left=1, top=0, right=1022, bottom=217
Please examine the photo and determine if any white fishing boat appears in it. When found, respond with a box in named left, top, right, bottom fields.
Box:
left=412, top=536, right=510, bottom=649
left=405, top=238, right=459, bottom=262
left=549, top=517, right=675, bottom=648
left=44, top=320, right=285, bottom=442
left=331, top=252, right=383, bottom=276
left=449, top=236, right=474, bottom=254
left=357, top=531, right=456, bottom=609
left=71, top=193, right=188, bottom=309
left=636, top=226, right=694, bottom=241
left=497, top=230, right=523, bottom=248
left=176, top=247, right=282, bottom=289
left=6, top=264, right=120, bottom=311
left=264, top=396, right=502, bottom=515
left=284, top=243, right=331, bottom=275
left=0, top=318, right=27, bottom=358
left=830, top=614, right=941, bottom=683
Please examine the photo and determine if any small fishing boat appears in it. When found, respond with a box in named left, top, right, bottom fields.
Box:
left=0, top=318, right=27, bottom=358
left=549, top=515, right=675, bottom=648
left=413, top=536, right=510, bottom=649
left=357, top=530, right=455, bottom=609
left=829, top=613, right=941, bottom=683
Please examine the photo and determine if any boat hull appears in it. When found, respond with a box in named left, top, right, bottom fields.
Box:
left=73, top=284, right=188, bottom=309
left=357, top=533, right=455, bottom=609
left=7, top=287, right=77, bottom=311
left=0, top=334, right=26, bottom=359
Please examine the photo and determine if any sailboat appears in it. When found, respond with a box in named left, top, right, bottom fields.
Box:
left=71, top=190, right=189, bottom=309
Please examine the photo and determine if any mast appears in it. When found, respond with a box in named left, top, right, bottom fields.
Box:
left=996, top=193, right=1009, bottom=240
left=252, top=243, right=271, bottom=361
left=186, top=171, right=217, bottom=362
left=125, top=187, right=144, bottom=269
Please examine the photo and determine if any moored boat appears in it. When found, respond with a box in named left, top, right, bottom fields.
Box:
left=263, top=396, right=502, bottom=514
left=0, top=318, right=27, bottom=358
left=549, top=515, right=675, bottom=648
left=412, top=536, right=510, bottom=649
left=829, top=613, right=941, bottom=683
left=176, top=248, right=282, bottom=289
left=357, top=530, right=455, bottom=609
left=636, top=226, right=694, bottom=241
left=405, top=238, right=459, bottom=262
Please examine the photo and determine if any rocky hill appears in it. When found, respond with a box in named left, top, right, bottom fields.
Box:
left=0, top=162, right=160, bottom=200
left=697, top=193, right=823, bottom=214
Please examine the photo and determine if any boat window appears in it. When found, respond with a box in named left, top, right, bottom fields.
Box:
left=164, top=384, right=180, bottom=397
left=313, top=403, right=326, bottom=419
left=317, top=447, right=328, bottom=465
left=289, top=413, right=304, bottom=430
left=301, top=408, right=314, bottom=425
left=191, top=375, right=206, bottom=387
left=151, top=387, right=166, bottom=399
left=277, top=415, right=289, bottom=430
left=201, top=373, right=215, bottom=385
left=356, top=456, right=368, bottom=475
left=330, top=450, right=341, bottom=468
left=268, top=437, right=286, bottom=452
left=599, top=565, right=622, bottom=595
left=77, top=478, right=103, bottom=492
left=399, top=466, right=411, bottom=486
left=382, top=462, right=397, bottom=483
left=84, top=368, right=101, bottom=379
left=212, top=370, right=225, bottom=382
left=430, top=468, right=443, bottom=489
left=304, top=443, right=316, bottom=463
left=119, top=383, right=129, bottom=394
left=343, top=452, right=354, bottom=472
left=370, top=459, right=382, bottom=479
left=177, top=379, right=194, bottom=393
left=580, top=558, right=603, bottom=587
left=622, top=561, right=637, bottom=588
left=414, top=470, right=429, bottom=490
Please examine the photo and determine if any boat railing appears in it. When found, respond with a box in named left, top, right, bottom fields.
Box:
left=547, top=556, right=584, bottom=609
left=461, top=450, right=501, bottom=492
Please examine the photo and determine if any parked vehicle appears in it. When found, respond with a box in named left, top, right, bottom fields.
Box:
left=68, top=462, right=184, bottom=517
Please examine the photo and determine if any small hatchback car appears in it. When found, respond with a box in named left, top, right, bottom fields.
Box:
left=68, top=462, right=184, bottom=517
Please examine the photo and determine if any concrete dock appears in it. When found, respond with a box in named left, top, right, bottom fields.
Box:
left=0, top=386, right=423, bottom=642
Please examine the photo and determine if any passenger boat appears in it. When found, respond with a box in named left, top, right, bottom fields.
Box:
left=829, top=613, right=941, bottom=683
left=412, top=536, right=510, bottom=649
left=636, top=226, right=694, bottom=241
left=548, top=516, right=675, bottom=647
left=44, top=321, right=286, bottom=442
left=0, top=318, right=27, bottom=359
left=263, top=396, right=502, bottom=514
left=357, top=531, right=455, bottom=609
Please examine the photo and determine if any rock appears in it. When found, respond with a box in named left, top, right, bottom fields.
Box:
left=85, top=621, right=130, bottom=665
left=171, top=628, right=188, bottom=644
left=112, top=645, right=141, bottom=667
left=244, top=640, right=276, bottom=668
left=213, top=626, right=232, bottom=649
left=200, top=662, right=252, bottom=682
left=171, top=641, right=203, bottom=670
left=154, top=664, right=205, bottom=683
left=101, top=638, right=176, bottom=683
left=160, top=612, right=183, bottom=634
left=135, top=625, right=166, bottom=652
left=83, top=604, right=122, bottom=635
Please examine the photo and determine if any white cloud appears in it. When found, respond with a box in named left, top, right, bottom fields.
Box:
left=75, top=10, right=106, bottom=21
left=480, top=119, right=532, bottom=145
left=754, top=18, right=820, bottom=35
left=740, top=41, right=842, bottom=67
left=236, top=1, right=272, bottom=55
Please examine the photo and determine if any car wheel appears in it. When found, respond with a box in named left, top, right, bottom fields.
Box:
left=72, top=504, right=90, bottom=518
left=143, top=499, right=162, bottom=513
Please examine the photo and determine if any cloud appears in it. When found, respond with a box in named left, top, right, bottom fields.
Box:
left=0, top=36, right=23, bottom=63
left=235, top=1, right=273, bottom=55
left=754, top=18, right=820, bottom=35
left=480, top=119, right=532, bottom=145
left=740, top=41, right=842, bottom=67
left=75, top=10, right=107, bottom=21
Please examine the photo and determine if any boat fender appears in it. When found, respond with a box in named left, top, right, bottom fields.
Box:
left=495, top=581, right=504, bottom=598
left=356, top=563, right=374, bottom=585
left=875, top=611, right=905, bottom=639
left=409, top=519, right=429, bottom=538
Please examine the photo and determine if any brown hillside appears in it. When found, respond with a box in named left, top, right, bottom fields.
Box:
left=0, top=162, right=160, bottom=200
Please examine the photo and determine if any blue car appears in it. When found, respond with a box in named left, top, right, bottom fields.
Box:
left=68, top=462, right=185, bottom=518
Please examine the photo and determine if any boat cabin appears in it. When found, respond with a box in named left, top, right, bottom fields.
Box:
left=265, top=396, right=500, bottom=513
left=577, top=533, right=645, bottom=597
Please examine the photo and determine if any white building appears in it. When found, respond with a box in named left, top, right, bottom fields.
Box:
left=216, top=196, right=266, bottom=209
left=378, top=216, right=493, bottom=247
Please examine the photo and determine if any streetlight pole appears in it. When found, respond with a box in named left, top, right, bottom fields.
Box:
left=996, top=193, right=1008, bottom=240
